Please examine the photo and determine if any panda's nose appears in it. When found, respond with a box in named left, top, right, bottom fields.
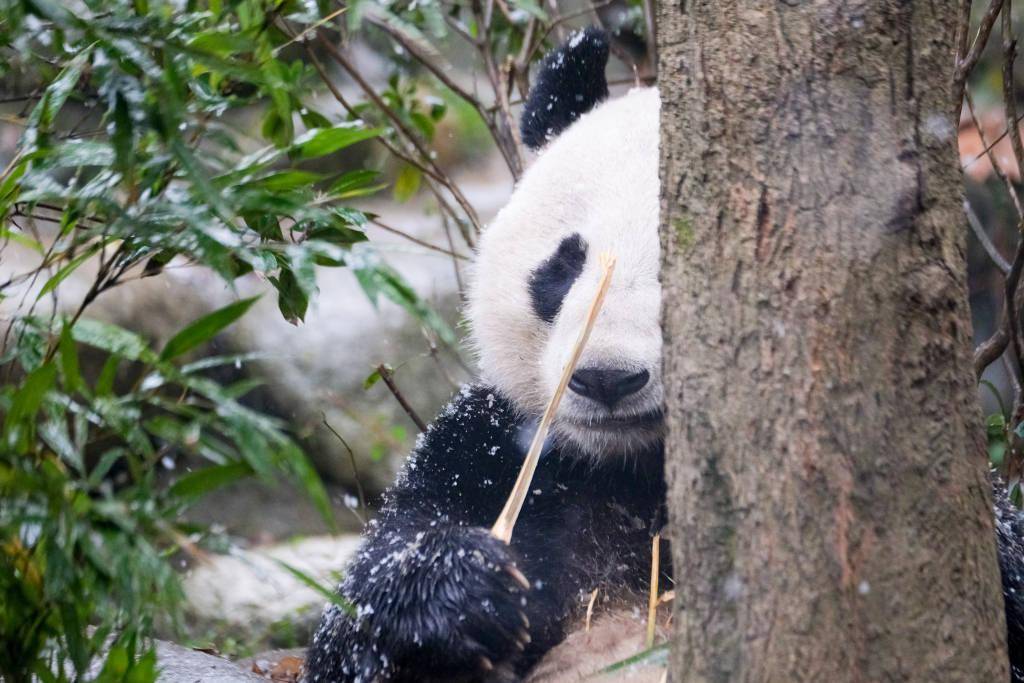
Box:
left=568, top=367, right=650, bottom=409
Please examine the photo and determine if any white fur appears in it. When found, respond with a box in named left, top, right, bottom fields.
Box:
left=467, top=87, right=662, bottom=458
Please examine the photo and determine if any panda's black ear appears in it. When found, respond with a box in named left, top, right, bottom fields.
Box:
left=520, top=27, right=610, bottom=150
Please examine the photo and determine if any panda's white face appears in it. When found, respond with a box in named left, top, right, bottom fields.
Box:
left=468, top=87, right=662, bottom=459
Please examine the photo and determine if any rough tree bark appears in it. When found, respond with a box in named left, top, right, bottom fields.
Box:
left=658, top=3, right=1008, bottom=682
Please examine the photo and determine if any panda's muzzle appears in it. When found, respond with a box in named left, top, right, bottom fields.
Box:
left=568, top=367, right=650, bottom=409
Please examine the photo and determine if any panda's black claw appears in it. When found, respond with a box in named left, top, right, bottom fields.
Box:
left=506, top=564, right=530, bottom=590
left=479, top=656, right=494, bottom=672
left=519, top=610, right=530, bottom=629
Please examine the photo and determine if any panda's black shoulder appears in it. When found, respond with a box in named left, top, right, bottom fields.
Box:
left=419, top=384, right=520, bottom=450
left=520, top=27, right=610, bottom=150
left=389, top=384, right=524, bottom=501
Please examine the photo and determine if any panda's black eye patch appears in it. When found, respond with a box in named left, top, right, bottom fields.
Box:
left=529, top=233, right=587, bottom=323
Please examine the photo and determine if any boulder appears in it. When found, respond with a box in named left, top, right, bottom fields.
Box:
left=182, top=535, right=361, bottom=646
left=152, top=641, right=264, bottom=683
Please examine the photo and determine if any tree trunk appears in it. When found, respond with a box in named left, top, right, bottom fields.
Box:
left=657, top=3, right=1008, bottom=682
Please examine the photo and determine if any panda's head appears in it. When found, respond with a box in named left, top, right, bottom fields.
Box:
left=468, top=28, right=662, bottom=460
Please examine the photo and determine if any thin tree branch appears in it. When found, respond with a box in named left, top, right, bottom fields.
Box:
left=321, top=413, right=368, bottom=523
left=317, top=33, right=484, bottom=234
left=966, top=199, right=1011, bottom=275
left=959, top=0, right=1005, bottom=81
left=370, top=218, right=470, bottom=260
left=375, top=363, right=428, bottom=432
left=299, top=38, right=476, bottom=248
left=963, top=112, right=1024, bottom=171
left=954, top=0, right=1006, bottom=119
left=362, top=11, right=523, bottom=178
left=964, top=88, right=1023, bottom=218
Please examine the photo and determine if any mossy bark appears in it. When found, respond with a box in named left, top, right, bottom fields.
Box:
left=658, top=2, right=1008, bottom=681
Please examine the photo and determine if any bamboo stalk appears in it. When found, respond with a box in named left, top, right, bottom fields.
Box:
left=585, top=588, right=600, bottom=632
left=490, top=252, right=617, bottom=544
left=646, top=532, right=661, bottom=649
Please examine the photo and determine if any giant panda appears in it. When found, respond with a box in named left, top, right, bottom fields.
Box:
left=304, top=27, right=1024, bottom=683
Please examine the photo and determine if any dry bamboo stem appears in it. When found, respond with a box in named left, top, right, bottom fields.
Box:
left=646, top=532, right=661, bottom=649
left=585, top=588, right=600, bottom=633
left=490, top=252, right=617, bottom=544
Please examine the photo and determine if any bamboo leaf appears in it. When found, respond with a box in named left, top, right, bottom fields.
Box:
left=159, top=297, right=258, bottom=361
left=167, top=461, right=253, bottom=502
left=291, top=125, right=383, bottom=160
left=36, top=243, right=102, bottom=300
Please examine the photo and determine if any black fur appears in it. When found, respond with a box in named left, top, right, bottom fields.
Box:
left=528, top=233, right=587, bottom=323
left=995, top=477, right=1024, bottom=683
left=304, top=385, right=666, bottom=682
left=520, top=28, right=610, bottom=150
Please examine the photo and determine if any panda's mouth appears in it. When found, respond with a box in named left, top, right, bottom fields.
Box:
left=562, top=409, right=663, bottom=430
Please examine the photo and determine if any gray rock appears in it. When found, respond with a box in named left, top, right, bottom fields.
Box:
left=182, top=535, right=361, bottom=643
left=153, top=641, right=264, bottom=683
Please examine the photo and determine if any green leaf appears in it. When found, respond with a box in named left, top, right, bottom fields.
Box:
left=58, top=323, right=82, bottom=394
left=990, top=440, right=1007, bottom=467
left=363, top=364, right=391, bottom=390
left=0, top=224, right=43, bottom=253
left=328, top=169, right=386, bottom=199
left=291, top=125, right=382, bottom=160
left=40, top=418, right=84, bottom=472
left=94, top=643, right=130, bottom=682
left=40, top=140, right=117, bottom=168
left=355, top=258, right=456, bottom=345
left=409, top=111, right=435, bottom=141
left=167, top=134, right=232, bottom=223
left=271, top=269, right=309, bottom=325
left=28, top=48, right=91, bottom=132
left=989, top=413, right=1008, bottom=439
left=188, top=31, right=255, bottom=58
left=125, top=647, right=158, bottom=683
left=60, top=600, right=89, bottom=676
left=36, top=243, right=102, bottom=300
left=167, top=461, right=253, bottom=502
left=596, top=642, right=669, bottom=675
left=111, top=90, right=134, bottom=176
left=250, top=170, right=323, bottom=191
left=279, top=440, right=336, bottom=530
left=271, top=559, right=354, bottom=615
left=3, top=362, right=57, bottom=452
left=95, top=355, right=120, bottom=397
left=160, top=297, right=258, bottom=361
left=72, top=319, right=154, bottom=362
left=392, top=164, right=421, bottom=202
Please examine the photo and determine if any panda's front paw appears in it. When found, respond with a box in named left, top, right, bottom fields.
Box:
left=378, top=526, right=532, bottom=681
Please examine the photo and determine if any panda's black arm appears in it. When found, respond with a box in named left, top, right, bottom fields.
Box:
left=305, top=385, right=567, bottom=682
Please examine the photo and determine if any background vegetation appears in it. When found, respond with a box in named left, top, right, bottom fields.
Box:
left=0, top=0, right=651, bottom=679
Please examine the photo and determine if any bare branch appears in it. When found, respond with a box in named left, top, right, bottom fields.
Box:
left=375, top=363, right=428, bottom=432
left=363, top=12, right=524, bottom=179
left=966, top=200, right=1011, bottom=275
left=955, top=0, right=1005, bottom=88
left=317, top=34, right=485, bottom=234
left=964, top=89, right=1024, bottom=217
left=962, top=112, right=1024, bottom=171
left=321, top=413, right=368, bottom=523
left=369, top=218, right=470, bottom=260
left=300, top=39, right=476, bottom=248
